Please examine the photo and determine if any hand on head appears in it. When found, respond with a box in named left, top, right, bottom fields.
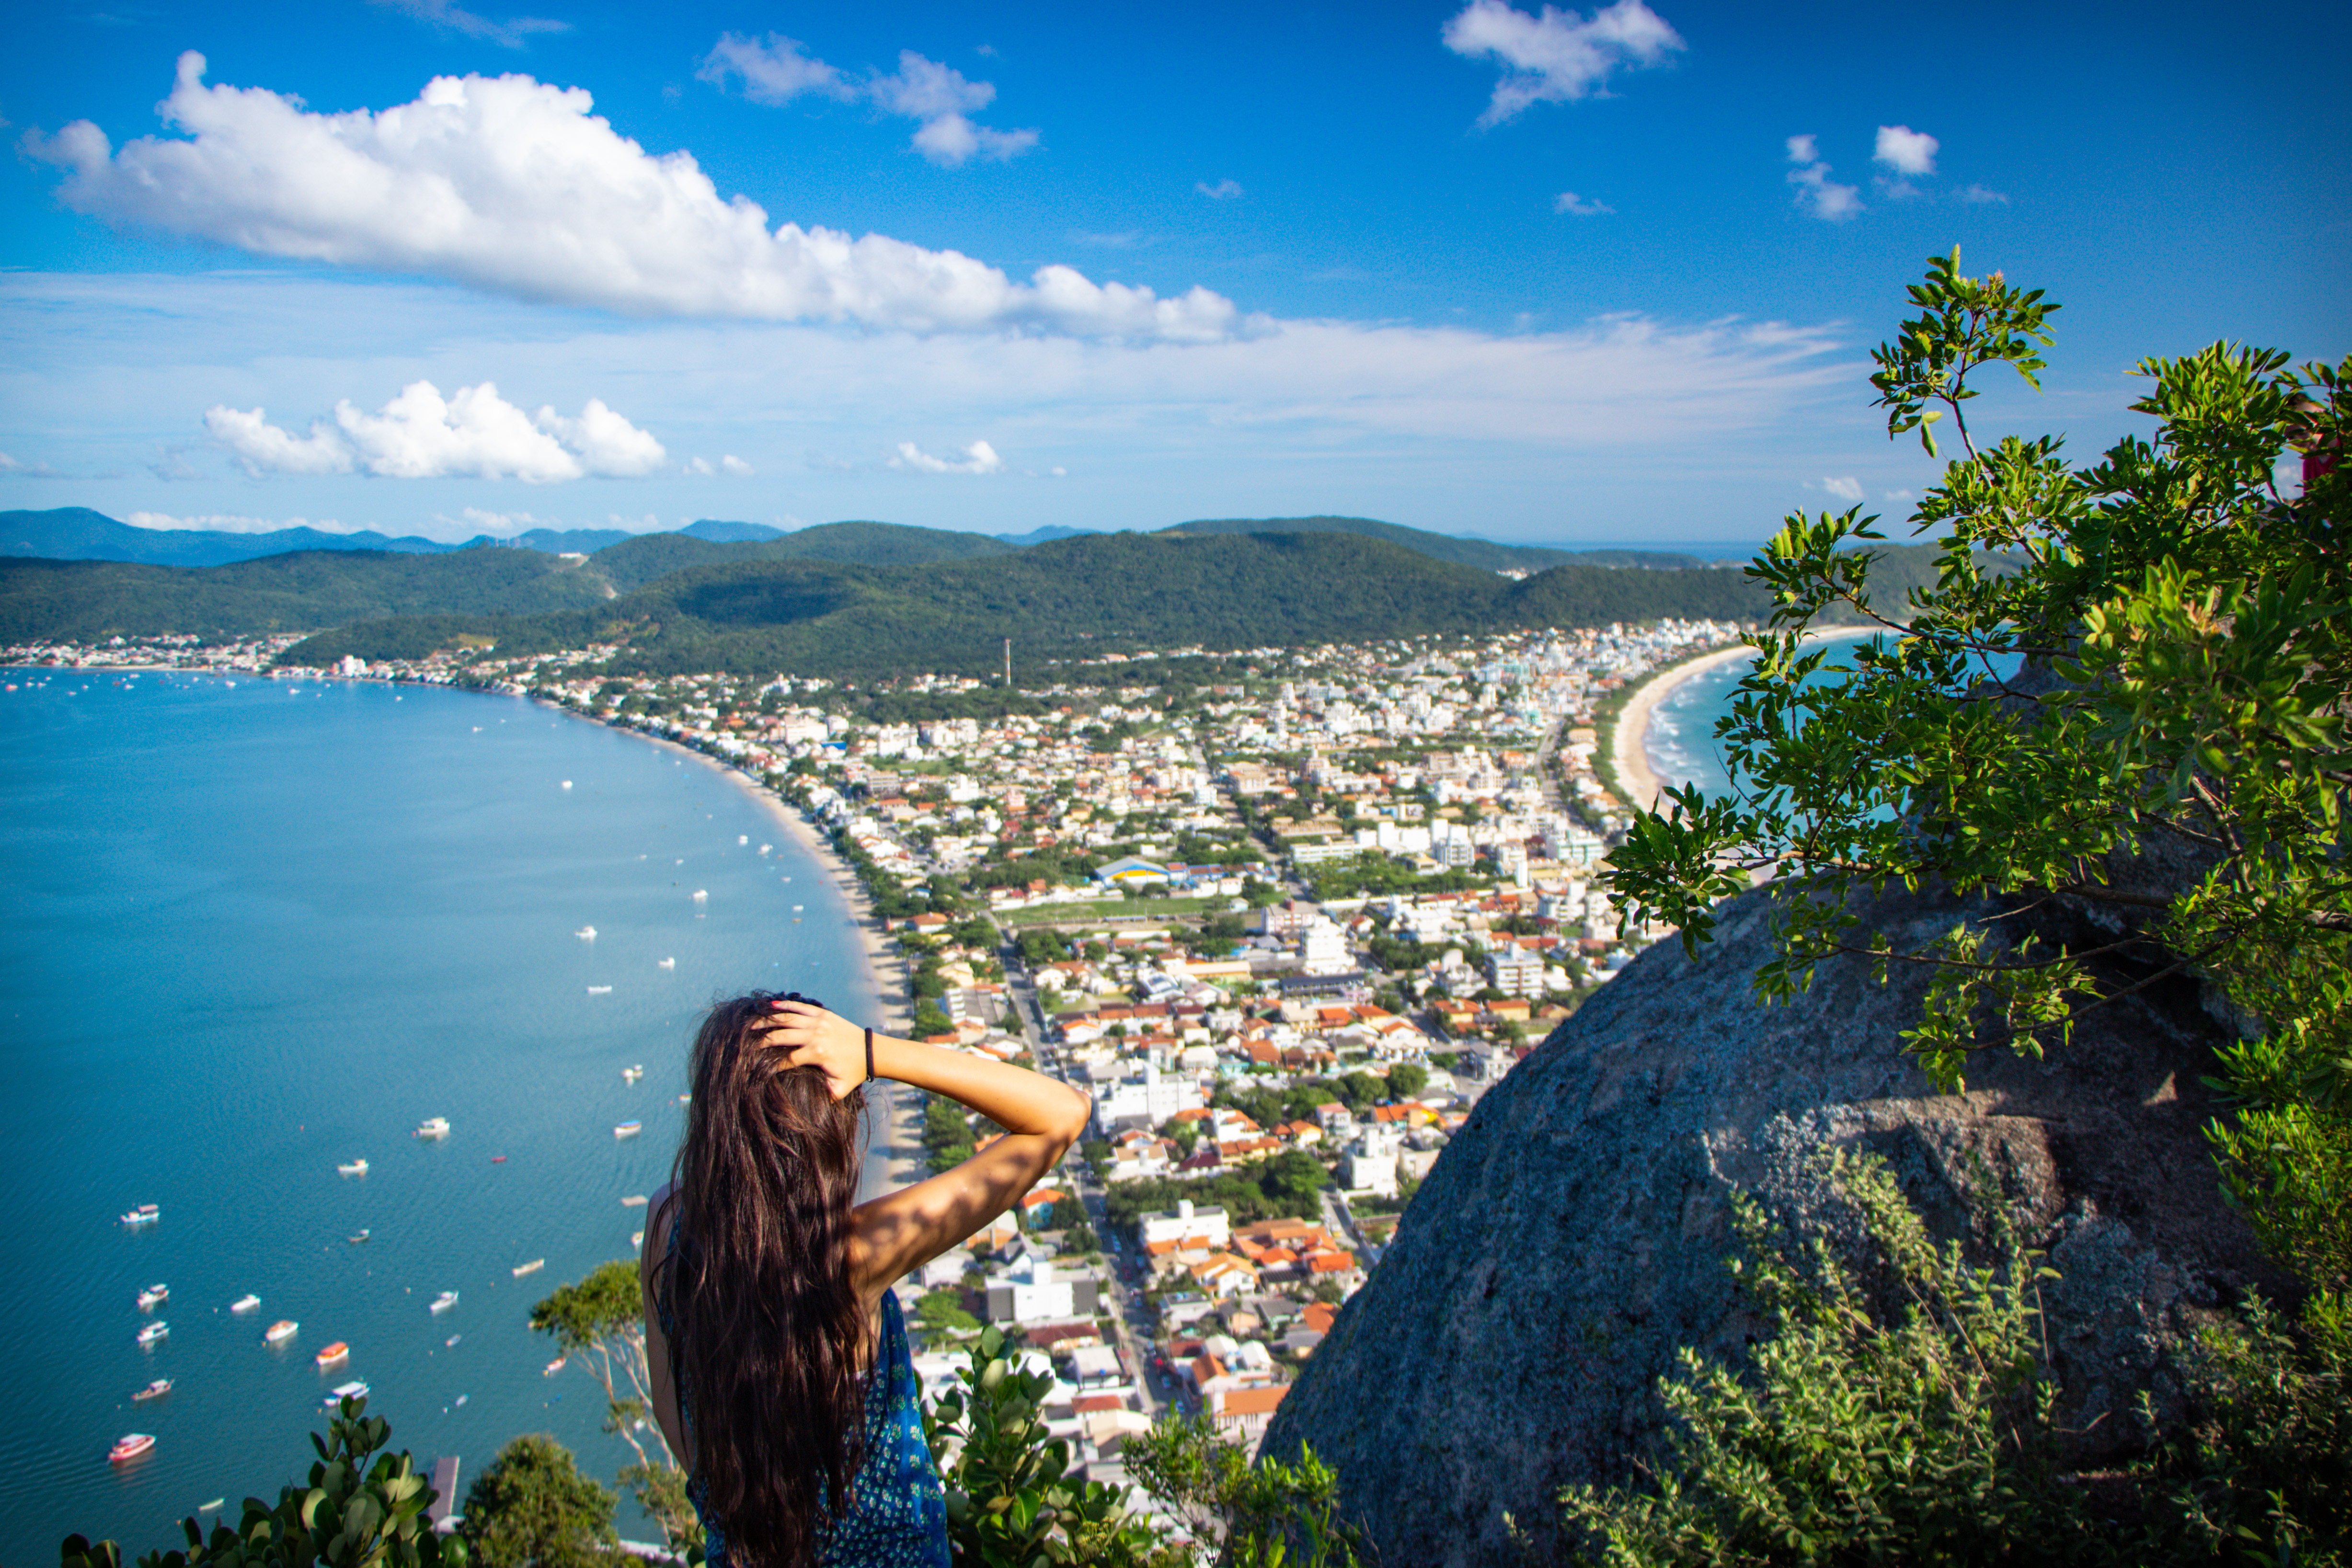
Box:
left=757, top=998, right=868, bottom=1101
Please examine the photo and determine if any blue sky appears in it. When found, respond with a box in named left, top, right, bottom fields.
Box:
left=1, top=0, right=2344, bottom=547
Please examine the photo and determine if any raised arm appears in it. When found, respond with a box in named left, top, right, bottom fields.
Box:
left=758, top=999, right=1093, bottom=1301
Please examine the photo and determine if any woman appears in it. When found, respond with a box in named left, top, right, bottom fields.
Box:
left=640, top=991, right=1093, bottom=1568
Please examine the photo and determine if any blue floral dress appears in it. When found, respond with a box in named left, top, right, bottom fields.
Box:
left=659, top=1233, right=950, bottom=1567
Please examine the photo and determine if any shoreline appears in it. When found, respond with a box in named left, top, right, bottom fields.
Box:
left=590, top=721, right=929, bottom=1203
left=1610, top=629, right=1880, bottom=814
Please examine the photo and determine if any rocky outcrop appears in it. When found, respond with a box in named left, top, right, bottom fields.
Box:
left=1262, top=885, right=2282, bottom=1565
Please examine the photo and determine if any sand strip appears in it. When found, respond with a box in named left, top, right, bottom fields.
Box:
left=1610, top=630, right=1880, bottom=814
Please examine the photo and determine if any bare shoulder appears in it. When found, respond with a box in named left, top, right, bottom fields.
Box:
left=640, top=1181, right=678, bottom=1293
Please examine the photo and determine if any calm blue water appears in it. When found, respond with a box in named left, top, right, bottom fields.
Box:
left=0, top=670, right=881, bottom=1561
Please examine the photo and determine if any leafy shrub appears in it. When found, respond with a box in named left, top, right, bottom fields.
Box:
left=1122, top=1417, right=1366, bottom=1568
left=457, top=1435, right=617, bottom=1568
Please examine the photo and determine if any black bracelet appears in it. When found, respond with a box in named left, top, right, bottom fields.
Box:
left=864, top=1027, right=875, bottom=1087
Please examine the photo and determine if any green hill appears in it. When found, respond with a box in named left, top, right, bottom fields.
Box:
left=0, top=547, right=615, bottom=643
left=1156, top=515, right=1708, bottom=572
left=588, top=519, right=1018, bottom=594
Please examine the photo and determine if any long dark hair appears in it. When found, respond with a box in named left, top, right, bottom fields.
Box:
left=660, top=991, right=870, bottom=1568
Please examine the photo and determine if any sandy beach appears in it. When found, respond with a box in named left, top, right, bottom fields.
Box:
left=1609, top=629, right=1877, bottom=814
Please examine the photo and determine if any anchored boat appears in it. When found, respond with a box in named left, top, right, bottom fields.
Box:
left=264, top=1319, right=298, bottom=1344
left=109, top=1434, right=156, bottom=1463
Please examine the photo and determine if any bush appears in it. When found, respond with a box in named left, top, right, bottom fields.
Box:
left=1123, top=1417, right=1366, bottom=1568
left=459, top=1435, right=617, bottom=1568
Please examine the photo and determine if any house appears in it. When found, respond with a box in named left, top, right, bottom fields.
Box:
left=1208, top=1385, right=1290, bottom=1453
left=1140, top=1198, right=1230, bottom=1251
left=1094, top=855, right=1170, bottom=889
left=981, top=1255, right=1102, bottom=1325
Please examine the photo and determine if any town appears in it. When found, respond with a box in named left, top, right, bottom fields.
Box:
left=5, top=616, right=1746, bottom=1499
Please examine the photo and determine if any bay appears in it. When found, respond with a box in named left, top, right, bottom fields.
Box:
left=0, top=670, right=881, bottom=1561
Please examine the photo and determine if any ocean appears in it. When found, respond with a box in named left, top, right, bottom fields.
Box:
left=0, top=670, right=881, bottom=1561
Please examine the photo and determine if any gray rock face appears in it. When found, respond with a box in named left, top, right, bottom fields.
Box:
left=1262, top=886, right=2282, bottom=1565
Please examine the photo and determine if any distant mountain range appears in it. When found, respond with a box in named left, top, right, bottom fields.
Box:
left=0, top=506, right=1870, bottom=679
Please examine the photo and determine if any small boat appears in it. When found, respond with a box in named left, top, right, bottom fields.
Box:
left=455, top=1393, right=468, bottom=1407
left=677, top=1093, right=691, bottom=1105
left=430, top=1290, right=459, bottom=1313
left=614, top=1121, right=642, bottom=1139
left=323, top=1380, right=368, bottom=1408
left=623, top=1064, right=644, bottom=1082
left=199, top=1500, right=225, bottom=1513
left=562, top=780, right=574, bottom=790
left=792, top=904, right=803, bottom=913
left=348, top=1229, right=371, bottom=1245
left=631, top=1230, right=644, bottom=1248
left=231, top=1293, right=261, bottom=1314
left=576, top=925, right=597, bottom=940
left=586, top=985, right=613, bottom=996
left=109, top=1434, right=157, bottom=1463
left=414, top=1117, right=451, bottom=1139
left=760, top=844, right=773, bottom=855
left=446, top=1333, right=462, bottom=1347
left=657, top=957, right=676, bottom=970
left=544, top=1357, right=566, bottom=1376
left=137, top=1283, right=168, bottom=1310
left=738, top=835, right=748, bottom=846
left=265, top=1319, right=298, bottom=1343
left=620, top=1194, right=647, bottom=1207
left=133, top=1379, right=172, bottom=1402
left=490, top=1154, right=507, bottom=1163
left=512, top=1259, right=544, bottom=1277
left=692, top=889, right=708, bottom=902
left=337, top=1158, right=368, bottom=1176
left=137, top=1321, right=168, bottom=1346
left=121, top=1203, right=160, bottom=1226
left=315, top=1341, right=350, bottom=1366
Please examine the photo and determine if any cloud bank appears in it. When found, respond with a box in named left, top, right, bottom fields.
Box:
left=892, top=439, right=1004, bottom=475
left=205, top=381, right=666, bottom=481
left=1442, top=0, right=1684, bottom=126
left=696, top=34, right=1039, bottom=166
left=26, top=54, right=1232, bottom=340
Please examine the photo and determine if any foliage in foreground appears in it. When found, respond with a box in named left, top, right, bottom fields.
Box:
left=531, top=1262, right=700, bottom=1554
left=1606, top=248, right=2352, bottom=1294
left=1559, top=1149, right=2350, bottom=1567
left=456, top=1435, right=618, bottom=1568
left=927, top=1323, right=1365, bottom=1568
left=60, top=1397, right=466, bottom=1568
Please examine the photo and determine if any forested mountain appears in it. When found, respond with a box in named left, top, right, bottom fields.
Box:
left=0, top=507, right=455, bottom=567
left=0, top=547, right=615, bottom=642
left=1159, top=515, right=1711, bottom=572
left=589, top=519, right=1019, bottom=594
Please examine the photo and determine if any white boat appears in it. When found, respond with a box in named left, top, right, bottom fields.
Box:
left=620, top=1194, right=647, bottom=1207
left=622, top=1064, right=643, bottom=1082
left=323, top=1380, right=369, bottom=1408
left=121, top=1203, right=160, bottom=1226
left=691, top=889, right=708, bottom=901
left=575, top=925, right=597, bottom=940
left=109, top=1433, right=157, bottom=1463
left=738, top=835, right=748, bottom=845
left=414, top=1117, right=451, bottom=1140
left=430, top=1290, right=459, bottom=1314
left=264, top=1319, right=298, bottom=1343
left=133, top=1378, right=172, bottom=1402
left=586, top=985, right=612, bottom=995
left=337, top=1158, right=368, bottom=1177
left=562, top=780, right=574, bottom=790
left=137, top=1283, right=168, bottom=1310
left=657, top=957, right=676, bottom=971
left=792, top=904, right=803, bottom=912
left=759, top=844, right=773, bottom=855
left=231, top=1293, right=261, bottom=1314
left=199, top=1500, right=224, bottom=1513
left=544, top=1357, right=566, bottom=1376
left=136, top=1321, right=168, bottom=1346
left=631, top=1230, right=644, bottom=1248
left=446, top=1333, right=462, bottom=1347
left=614, top=1121, right=642, bottom=1139
left=512, top=1259, right=544, bottom=1278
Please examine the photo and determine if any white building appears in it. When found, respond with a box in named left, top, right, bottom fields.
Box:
left=982, top=1255, right=1102, bottom=1326
left=1340, top=1123, right=1406, bottom=1199
left=1139, top=1197, right=1230, bottom=1252
left=1090, top=1061, right=1205, bottom=1135
left=1297, top=918, right=1351, bottom=974
left=1486, top=948, right=1546, bottom=998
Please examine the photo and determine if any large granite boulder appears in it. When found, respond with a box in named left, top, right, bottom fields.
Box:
left=1262, top=885, right=2283, bottom=1565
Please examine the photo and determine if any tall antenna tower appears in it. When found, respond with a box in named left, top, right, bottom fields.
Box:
left=1003, top=637, right=1012, bottom=687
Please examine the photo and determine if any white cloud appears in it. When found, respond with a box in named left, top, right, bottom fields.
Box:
left=1786, top=135, right=1862, bottom=221
left=891, top=439, right=1003, bottom=475
left=126, top=510, right=362, bottom=534
left=27, top=55, right=1222, bottom=339
left=720, top=454, right=754, bottom=477
left=1818, top=475, right=1865, bottom=503
left=371, top=0, right=569, bottom=49
left=694, top=33, right=851, bottom=105
left=1196, top=178, right=1244, bottom=200
left=204, top=380, right=666, bottom=481
left=1553, top=190, right=1615, bottom=216
left=1873, top=125, right=1939, bottom=176
left=442, top=506, right=551, bottom=535
left=698, top=35, right=1037, bottom=167
left=1442, top=0, right=1685, bottom=126
left=1958, top=183, right=2010, bottom=205
left=684, top=453, right=755, bottom=477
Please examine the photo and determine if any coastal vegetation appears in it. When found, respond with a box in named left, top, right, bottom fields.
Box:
left=1590, top=251, right=2352, bottom=1558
